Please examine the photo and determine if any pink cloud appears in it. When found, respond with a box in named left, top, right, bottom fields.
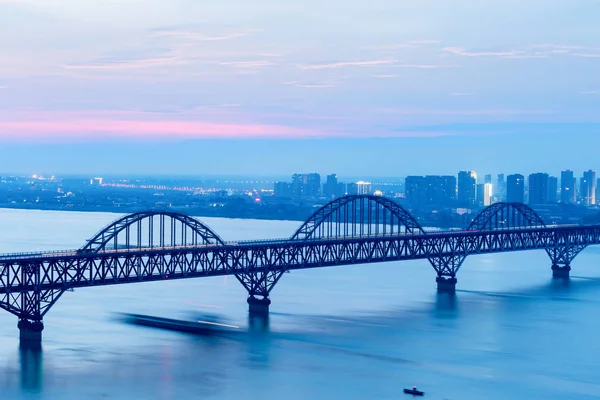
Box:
left=0, top=110, right=459, bottom=140
left=0, top=111, right=314, bottom=140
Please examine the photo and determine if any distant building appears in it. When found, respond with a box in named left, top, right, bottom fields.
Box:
left=560, top=170, right=576, bottom=204
left=274, top=181, right=292, bottom=197
left=356, top=181, right=372, bottom=195
left=457, top=171, right=477, bottom=206
left=496, top=174, right=506, bottom=201
left=597, top=179, right=600, bottom=205
left=547, top=176, right=558, bottom=204
left=528, top=173, right=549, bottom=205
left=291, top=173, right=321, bottom=198
left=405, top=175, right=456, bottom=207
left=476, top=183, right=493, bottom=206
left=323, top=174, right=345, bottom=199
left=346, top=182, right=358, bottom=195
left=507, top=174, right=525, bottom=203
left=580, top=170, right=596, bottom=206
left=484, top=174, right=492, bottom=184
left=89, top=177, right=103, bottom=186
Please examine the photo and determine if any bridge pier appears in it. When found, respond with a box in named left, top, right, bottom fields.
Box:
left=552, top=265, right=571, bottom=279
left=18, top=320, right=43, bottom=348
left=436, top=277, right=457, bottom=293
left=247, top=296, right=271, bottom=316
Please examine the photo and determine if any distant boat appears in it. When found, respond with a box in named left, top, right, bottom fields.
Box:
left=403, top=387, right=424, bottom=396
left=122, top=313, right=239, bottom=336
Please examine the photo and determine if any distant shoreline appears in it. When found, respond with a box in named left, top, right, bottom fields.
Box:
left=0, top=203, right=309, bottom=223
left=0, top=203, right=454, bottom=230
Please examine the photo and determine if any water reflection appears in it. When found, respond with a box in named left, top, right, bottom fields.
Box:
left=19, top=346, right=42, bottom=393
left=248, top=314, right=270, bottom=333
left=434, top=292, right=458, bottom=317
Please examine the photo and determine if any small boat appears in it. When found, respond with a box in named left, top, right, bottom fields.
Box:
left=403, top=387, right=424, bottom=396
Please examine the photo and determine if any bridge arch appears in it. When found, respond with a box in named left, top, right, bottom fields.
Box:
left=430, top=202, right=547, bottom=286
left=467, top=202, right=546, bottom=231
left=80, top=211, right=224, bottom=252
left=290, top=195, right=424, bottom=241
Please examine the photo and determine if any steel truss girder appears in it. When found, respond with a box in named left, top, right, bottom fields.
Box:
left=428, top=255, right=467, bottom=277
left=0, top=260, right=66, bottom=322
left=235, top=271, right=285, bottom=299
left=1, top=226, right=600, bottom=319
left=547, top=230, right=589, bottom=266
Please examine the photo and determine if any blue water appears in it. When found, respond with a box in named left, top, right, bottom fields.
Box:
left=1, top=208, right=600, bottom=399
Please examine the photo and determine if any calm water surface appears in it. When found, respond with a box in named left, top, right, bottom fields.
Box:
left=1, top=208, right=600, bottom=399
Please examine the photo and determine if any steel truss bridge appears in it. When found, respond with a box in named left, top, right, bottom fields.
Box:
left=1, top=195, right=599, bottom=344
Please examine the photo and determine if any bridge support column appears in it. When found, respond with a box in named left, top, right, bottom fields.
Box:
left=247, top=296, right=271, bottom=316
left=552, top=264, right=571, bottom=279
left=18, top=320, right=43, bottom=348
left=436, top=277, right=457, bottom=293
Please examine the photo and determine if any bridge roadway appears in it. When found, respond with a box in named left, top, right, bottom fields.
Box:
left=1, top=195, right=599, bottom=346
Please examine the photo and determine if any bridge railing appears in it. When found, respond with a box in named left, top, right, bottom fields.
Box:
left=0, top=249, right=80, bottom=260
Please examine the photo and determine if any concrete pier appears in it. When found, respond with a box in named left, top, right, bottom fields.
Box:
left=552, top=264, right=571, bottom=279
left=18, top=320, right=43, bottom=347
left=436, top=277, right=457, bottom=293
left=247, top=296, right=271, bottom=316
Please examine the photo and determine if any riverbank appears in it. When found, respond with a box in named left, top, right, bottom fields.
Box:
left=0, top=203, right=469, bottom=230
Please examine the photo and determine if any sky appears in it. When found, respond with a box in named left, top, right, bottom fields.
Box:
left=0, top=0, right=599, bottom=177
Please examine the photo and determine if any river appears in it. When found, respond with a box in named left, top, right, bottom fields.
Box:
left=1, top=208, right=600, bottom=399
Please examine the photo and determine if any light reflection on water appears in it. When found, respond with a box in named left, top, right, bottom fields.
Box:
left=1, top=209, right=600, bottom=399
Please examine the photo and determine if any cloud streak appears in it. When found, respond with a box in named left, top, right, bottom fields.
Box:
left=0, top=112, right=313, bottom=140
left=444, top=44, right=600, bottom=59
left=218, top=60, right=272, bottom=68
left=283, top=79, right=339, bottom=88
left=396, top=64, right=456, bottom=69
left=443, top=47, right=519, bottom=57
left=298, top=60, right=396, bottom=70
left=572, top=53, right=600, bottom=58
left=63, top=57, right=186, bottom=70
left=151, top=29, right=260, bottom=42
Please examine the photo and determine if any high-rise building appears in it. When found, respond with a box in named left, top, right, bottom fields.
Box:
left=457, top=171, right=477, bottom=206
left=547, top=176, right=558, bottom=203
left=356, top=181, right=372, bottom=195
left=597, top=178, right=600, bottom=205
left=484, top=174, right=492, bottom=184
left=291, top=173, right=321, bottom=198
left=477, top=183, right=493, bottom=206
left=346, top=182, right=358, bottom=195
left=405, top=176, right=427, bottom=206
left=528, top=173, right=549, bottom=205
left=323, top=174, right=344, bottom=199
left=507, top=174, right=525, bottom=203
left=560, top=170, right=576, bottom=204
left=496, top=174, right=506, bottom=201
left=405, top=176, right=456, bottom=207
left=580, top=170, right=597, bottom=206
left=274, top=181, right=292, bottom=197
